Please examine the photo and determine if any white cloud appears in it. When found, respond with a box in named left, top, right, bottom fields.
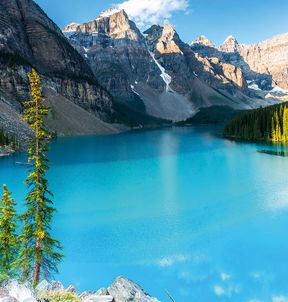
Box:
left=214, top=285, right=225, bottom=296
left=213, top=284, right=240, bottom=297
left=156, top=253, right=207, bottom=268
left=158, top=254, right=190, bottom=267
left=117, top=0, right=190, bottom=29
left=221, top=272, right=232, bottom=281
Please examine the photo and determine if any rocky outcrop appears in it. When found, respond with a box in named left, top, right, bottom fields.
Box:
left=144, top=24, right=252, bottom=108
left=0, top=0, right=119, bottom=139
left=0, top=280, right=36, bottom=302
left=191, top=32, right=288, bottom=92
left=238, top=33, right=288, bottom=90
left=108, top=277, right=160, bottom=302
left=0, top=277, right=160, bottom=302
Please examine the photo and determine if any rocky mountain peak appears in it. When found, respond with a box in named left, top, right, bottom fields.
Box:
left=191, top=35, right=213, bottom=47
left=63, top=8, right=142, bottom=42
left=220, top=35, right=239, bottom=52
left=144, top=24, right=183, bottom=54
left=63, top=22, right=80, bottom=33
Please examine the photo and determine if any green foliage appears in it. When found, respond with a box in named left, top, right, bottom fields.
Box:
left=37, top=291, right=80, bottom=302
left=223, top=103, right=288, bottom=143
left=17, top=69, right=63, bottom=286
left=0, top=128, right=20, bottom=150
left=0, top=272, right=9, bottom=282
left=0, top=185, right=19, bottom=276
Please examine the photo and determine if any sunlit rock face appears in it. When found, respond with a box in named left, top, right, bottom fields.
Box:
left=220, top=35, right=240, bottom=53
left=63, top=9, right=165, bottom=101
left=145, top=24, right=183, bottom=54
left=144, top=24, right=248, bottom=95
left=192, top=33, right=288, bottom=91
left=191, top=35, right=214, bottom=47
left=238, top=33, right=288, bottom=90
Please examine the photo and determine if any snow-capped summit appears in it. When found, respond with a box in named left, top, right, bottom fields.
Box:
left=63, top=22, right=80, bottom=33
left=220, top=35, right=239, bottom=52
left=99, top=7, right=124, bottom=18
left=223, top=35, right=237, bottom=43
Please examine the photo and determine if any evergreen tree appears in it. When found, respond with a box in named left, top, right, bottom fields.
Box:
left=0, top=128, right=4, bottom=145
left=224, top=102, right=288, bottom=143
left=0, top=185, right=18, bottom=277
left=17, top=69, right=63, bottom=286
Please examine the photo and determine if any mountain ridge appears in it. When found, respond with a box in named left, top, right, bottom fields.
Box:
left=191, top=32, right=288, bottom=92
left=63, top=9, right=275, bottom=122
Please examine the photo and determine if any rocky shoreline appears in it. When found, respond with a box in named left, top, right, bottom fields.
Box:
left=0, top=146, right=15, bottom=158
left=0, top=277, right=161, bottom=302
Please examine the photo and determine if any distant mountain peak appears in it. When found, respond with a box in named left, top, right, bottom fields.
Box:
left=63, top=22, right=79, bottom=33
left=144, top=24, right=183, bottom=55
left=220, top=35, right=239, bottom=52
left=223, top=35, right=237, bottom=42
left=191, top=35, right=213, bottom=47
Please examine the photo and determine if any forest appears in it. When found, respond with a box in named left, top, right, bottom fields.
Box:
left=223, top=103, right=288, bottom=143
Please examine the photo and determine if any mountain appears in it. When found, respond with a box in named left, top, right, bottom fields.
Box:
left=0, top=1, right=284, bottom=140
left=191, top=33, right=288, bottom=97
left=0, top=0, right=122, bottom=140
left=63, top=9, right=171, bottom=122
left=63, top=9, right=269, bottom=122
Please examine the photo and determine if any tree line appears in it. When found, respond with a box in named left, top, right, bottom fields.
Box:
left=0, top=129, right=20, bottom=150
left=223, top=103, right=288, bottom=143
left=0, top=69, right=63, bottom=286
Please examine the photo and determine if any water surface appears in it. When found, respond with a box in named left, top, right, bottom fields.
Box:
left=1, top=126, right=288, bottom=302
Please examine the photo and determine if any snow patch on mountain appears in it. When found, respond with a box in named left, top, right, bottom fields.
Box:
left=248, top=81, right=262, bottom=91
left=149, top=51, right=173, bottom=92
left=270, top=85, right=288, bottom=95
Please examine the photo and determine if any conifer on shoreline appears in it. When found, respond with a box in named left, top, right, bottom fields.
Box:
left=0, top=185, right=18, bottom=278
left=17, top=69, right=63, bottom=286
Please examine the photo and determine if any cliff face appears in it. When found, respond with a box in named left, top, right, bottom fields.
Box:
left=63, top=9, right=170, bottom=120
left=0, top=0, right=118, bottom=139
left=64, top=11, right=263, bottom=122
left=239, top=33, right=288, bottom=90
left=192, top=33, right=288, bottom=92
left=145, top=24, right=248, bottom=94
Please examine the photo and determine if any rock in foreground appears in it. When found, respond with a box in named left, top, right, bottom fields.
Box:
left=0, top=277, right=161, bottom=302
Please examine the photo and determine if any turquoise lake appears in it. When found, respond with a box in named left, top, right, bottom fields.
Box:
left=1, top=125, right=288, bottom=301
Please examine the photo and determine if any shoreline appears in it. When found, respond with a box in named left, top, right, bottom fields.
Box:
left=0, top=277, right=161, bottom=302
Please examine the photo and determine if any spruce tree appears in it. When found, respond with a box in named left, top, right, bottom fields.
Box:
left=18, top=69, right=63, bottom=286
left=0, top=185, right=18, bottom=277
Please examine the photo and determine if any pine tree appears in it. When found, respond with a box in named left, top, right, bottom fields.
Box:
left=17, top=69, right=63, bottom=286
left=0, top=185, right=19, bottom=277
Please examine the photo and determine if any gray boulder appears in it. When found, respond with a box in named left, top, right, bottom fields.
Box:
left=108, top=277, right=160, bottom=302
left=0, top=280, right=36, bottom=302
left=66, top=285, right=77, bottom=295
left=50, top=281, right=64, bottom=292
left=35, top=280, right=52, bottom=293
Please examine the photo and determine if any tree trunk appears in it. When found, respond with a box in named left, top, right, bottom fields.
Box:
left=33, top=240, right=41, bottom=286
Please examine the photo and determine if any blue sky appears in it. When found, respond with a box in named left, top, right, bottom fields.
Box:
left=35, top=0, right=288, bottom=45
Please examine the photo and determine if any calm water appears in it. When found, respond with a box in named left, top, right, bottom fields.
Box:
left=1, top=126, right=288, bottom=302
